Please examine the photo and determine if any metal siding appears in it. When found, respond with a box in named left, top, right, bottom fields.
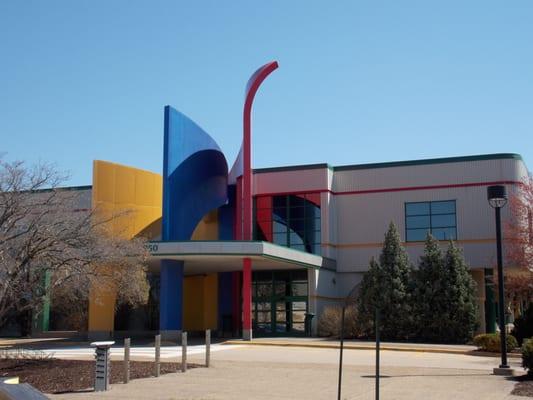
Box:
left=329, top=157, right=528, bottom=273
left=254, top=168, right=329, bottom=195
left=332, top=158, right=526, bottom=193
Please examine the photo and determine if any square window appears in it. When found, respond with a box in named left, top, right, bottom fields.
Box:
left=406, top=215, right=430, bottom=229
left=289, top=231, right=304, bottom=246
left=291, top=244, right=306, bottom=252
left=431, top=214, right=455, bottom=228
left=289, top=195, right=306, bottom=208
left=305, top=204, right=321, bottom=219
left=431, top=201, right=455, bottom=215
left=273, top=232, right=287, bottom=246
left=432, top=227, right=457, bottom=240
left=405, top=200, right=457, bottom=242
left=273, top=221, right=287, bottom=234
left=406, top=202, right=430, bottom=216
left=406, top=228, right=430, bottom=242
left=305, top=218, right=321, bottom=232
left=255, top=192, right=322, bottom=255
left=273, top=196, right=287, bottom=209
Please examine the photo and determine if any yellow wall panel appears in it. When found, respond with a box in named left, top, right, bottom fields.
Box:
left=204, top=273, right=218, bottom=329
left=94, top=162, right=115, bottom=203
left=191, top=209, right=219, bottom=240
left=153, top=175, right=163, bottom=207
left=134, top=207, right=157, bottom=237
left=183, top=274, right=218, bottom=331
left=183, top=276, right=205, bottom=331
left=114, top=167, right=136, bottom=205
left=88, top=286, right=116, bottom=333
left=89, top=160, right=163, bottom=337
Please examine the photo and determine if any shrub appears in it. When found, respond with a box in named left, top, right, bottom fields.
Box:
left=522, top=338, right=533, bottom=375
left=512, top=303, right=533, bottom=346
left=473, top=333, right=518, bottom=352
left=318, top=305, right=359, bottom=338
left=0, top=348, right=55, bottom=361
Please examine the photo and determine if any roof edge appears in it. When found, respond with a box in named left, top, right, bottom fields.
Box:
left=29, top=185, right=93, bottom=193
left=334, top=153, right=523, bottom=171
left=253, top=163, right=331, bottom=174
left=253, top=153, right=523, bottom=174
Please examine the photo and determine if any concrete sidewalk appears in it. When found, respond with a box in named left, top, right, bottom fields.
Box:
left=50, top=360, right=523, bottom=400
left=223, top=337, right=521, bottom=358
left=1, top=336, right=521, bottom=358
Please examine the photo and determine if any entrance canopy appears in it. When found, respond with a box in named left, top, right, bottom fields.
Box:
left=147, top=240, right=335, bottom=275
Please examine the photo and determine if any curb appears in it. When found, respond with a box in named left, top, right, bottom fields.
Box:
left=222, top=340, right=521, bottom=358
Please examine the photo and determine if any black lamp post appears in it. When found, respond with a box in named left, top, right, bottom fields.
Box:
left=487, top=185, right=509, bottom=370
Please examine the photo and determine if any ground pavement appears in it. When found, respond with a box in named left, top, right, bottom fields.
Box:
left=46, top=342, right=525, bottom=400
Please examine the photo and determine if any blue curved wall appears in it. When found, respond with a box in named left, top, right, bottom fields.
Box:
left=162, top=106, right=228, bottom=241
left=160, top=105, right=229, bottom=332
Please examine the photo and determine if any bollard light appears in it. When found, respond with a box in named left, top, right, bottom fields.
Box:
left=90, top=341, right=115, bottom=391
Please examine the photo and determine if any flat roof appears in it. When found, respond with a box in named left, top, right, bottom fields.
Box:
left=253, top=153, right=523, bottom=174
left=147, top=240, right=335, bottom=274
left=24, top=185, right=92, bottom=193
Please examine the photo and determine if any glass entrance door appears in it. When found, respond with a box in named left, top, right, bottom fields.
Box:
left=252, top=270, right=308, bottom=336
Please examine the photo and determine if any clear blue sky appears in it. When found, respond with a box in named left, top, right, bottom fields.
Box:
left=1, top=1, right=532, bottom=186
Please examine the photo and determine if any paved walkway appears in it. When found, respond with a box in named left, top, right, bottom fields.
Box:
left=37, top=343, right=242, bottom=360
left=49, top=344, right=525, bottom=400
left=224, top=337, right=522, bottom=358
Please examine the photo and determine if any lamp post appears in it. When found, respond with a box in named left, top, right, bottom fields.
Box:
left=487, top=185, right=510, bottom=373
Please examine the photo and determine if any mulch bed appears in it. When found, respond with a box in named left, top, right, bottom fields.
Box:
left=0, top=359, right=200, bottom=394
left=510, top=374, right=533, bottom=397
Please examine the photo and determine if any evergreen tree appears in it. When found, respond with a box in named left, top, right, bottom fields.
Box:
left=443, top=241, right=478, bottom=342
left=413, top=234, right=447, bottom=341
left=356, top=257, right=381, bottom=336
left=413, top=235, right=478, bottom=343
left=357, top=222, right=413, bottom=340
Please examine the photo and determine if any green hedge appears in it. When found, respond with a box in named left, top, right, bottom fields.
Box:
left=522, top=338, right=533, bottom=375
left=473, top=333, right=518, bottom=352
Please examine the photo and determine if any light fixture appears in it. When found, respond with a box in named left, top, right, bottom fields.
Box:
left=487, top=185, right=508, bottom=209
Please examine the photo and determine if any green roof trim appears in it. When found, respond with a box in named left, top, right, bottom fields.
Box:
left=254, top=163, right=330, bottom=174
left=333, top=153, right=523, bottom=171
left=253, top=153, right=523, bottom=174
left=28, top=185, right=92, bottom=193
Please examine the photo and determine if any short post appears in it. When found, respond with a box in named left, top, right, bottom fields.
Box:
left=181, top=331, right=187, bottom=373
left=90, top=341, right=115, bottom=392
left=375, top=308, right=380, bottom=400
left=124, top=338, right=130, bottom=383
left=205, top=329, right=211, bottom=367
left=155, top=334, right=161, bottom=377
left=337, top=305, right=346, bottom=400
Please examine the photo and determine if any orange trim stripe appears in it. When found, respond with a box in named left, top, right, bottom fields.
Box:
left=322, top=238, right=496, bottom=249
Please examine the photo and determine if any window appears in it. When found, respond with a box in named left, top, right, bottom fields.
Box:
left=405, top=200, right=456, bottom=242
left=254, top=193, right=321, bottom=255
left=252, top=270, right=308, bottom=336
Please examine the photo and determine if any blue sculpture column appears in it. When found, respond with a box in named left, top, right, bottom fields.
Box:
left=159, top=259, right=183, bottom=341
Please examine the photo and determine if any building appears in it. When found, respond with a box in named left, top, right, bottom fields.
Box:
left=80, top=149, right=528, bottom=341
left=23, top=63, right=531, bottom=341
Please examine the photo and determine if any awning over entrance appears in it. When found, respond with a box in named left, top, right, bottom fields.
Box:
left=147, top=240, right=335, bottom=275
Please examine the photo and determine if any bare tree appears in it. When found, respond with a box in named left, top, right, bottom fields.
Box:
left=0, top=159, right=150, bottom=333
left=505, top=176, right=533, bottom=272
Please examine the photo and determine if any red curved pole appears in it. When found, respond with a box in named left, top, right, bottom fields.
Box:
left=242, top=61, right=279, bottom=241
left=241, top=61, right=278, bottom=341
